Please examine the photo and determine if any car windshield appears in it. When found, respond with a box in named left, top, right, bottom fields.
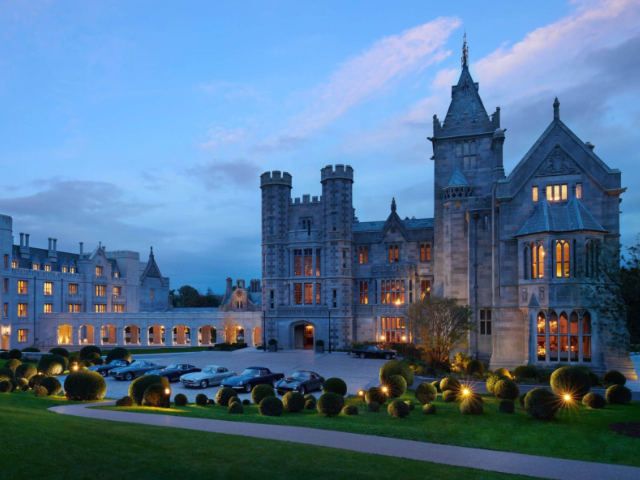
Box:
left=110, top=360, right=124, bottom=365
left=367, top=346, right=379, bottom=351
left=291, top=371, right=309, bottom=380
left=129, top=361, right=146, bottom=367
left=166, top=364, right=178, bottom=370
left=241, top=368, right=259, bottom=376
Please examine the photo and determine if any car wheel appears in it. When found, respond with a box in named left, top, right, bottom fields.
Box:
left=125, top=372, right=134, bottom=381
left=200, top=380, right=208, bottom=389
left=298, top=386, right=306, bottom=395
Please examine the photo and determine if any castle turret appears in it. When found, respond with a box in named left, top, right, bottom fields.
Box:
left=0, top=215, right=12, bottom=271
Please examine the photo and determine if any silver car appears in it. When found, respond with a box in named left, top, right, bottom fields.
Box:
left=180, top=365, right=235, bottom=389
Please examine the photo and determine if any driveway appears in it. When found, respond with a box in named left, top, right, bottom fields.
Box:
left=63, top=349, right=386, bottom=402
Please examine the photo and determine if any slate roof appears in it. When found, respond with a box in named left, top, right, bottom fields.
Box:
left=11, top=245, right=79, bottom=270
left=516, top=198, right=606, bottom=237
left=352, top=217, right=433, bottom=232
left=140, top=248, right=162, bottom=279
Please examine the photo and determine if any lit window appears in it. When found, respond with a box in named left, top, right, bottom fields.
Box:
left=94, top=304, right=107, bottom=313
left=315, top=249, right=321, bottom=276
left=68, top=283, right=78, bottom=295
left=113, top=271, right=120, bottom=279
left=380, top=317, right=406, bottom=343
left=17, top=303, right=28, bottom=317
left=530, top=243, right=545, bottom=279
left=113, top=304, right=125, bottom=313
left=69, top=266, right=76, bottom=274
left=2, top=303, right=7, bottom=318
left=420, top=280, right=431, bottom=300
left=532, top=186, right=539, bottom=202
left=43, top=303, right=53, bottom=314
left=17, top=329, right=28, bottom=343
left=61, top=265, right=68, bottom=273
left=68, top=303, right=81, bottom=313
left=17, top=280, right=28, bottom=295
left=11, top=260, right=18, bottom=269
left=359, top=281, right=369, bottom=305
left=95, top=285, right=106, bottom=297
left=381, top=280, right=405, bottom=304
left=303, top=249, right=313, bottom=276
left=293, top=249, right=302, bottom=276
left=358, top=246, right=369, bottom=265
left=555, top=240, right=570, bottom=278
left=57, top=324, right=72, bottom=345
left=304, top=283, right=313, bottom=304
left=294, top=284, right=302, bottom=305
left=479, top=309, right=492, bottom=335
left=112, top=286, right=122, bottom=297
left=32, top=263, right=39, bottom=271
left=388, top=245, right=399, bottom=263
left=419, top=243, right=431, bottom=262
left=545, top=183, right=568, bottom=202
left=44, top=264, right=51, bottom=272
left=43, top=281, right=53, bottom=296
left=576, top=183, right=583, bottom=199
left=537, top=310, right=591, bottom=363
left=95, top=265, right=103, bottom=277
left=315, top=283, right=321, bottom=304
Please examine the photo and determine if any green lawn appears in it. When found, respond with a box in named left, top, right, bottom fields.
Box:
left=105, top=392, right=640, bottom=467
left=0, top=393, right=525, bottom=480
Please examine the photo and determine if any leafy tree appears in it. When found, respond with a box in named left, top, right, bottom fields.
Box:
left=407, top=296, right=473, bottom=364
left=170, top=285, right=221, bottom=308
left=621, top=238, right=640, bottom=345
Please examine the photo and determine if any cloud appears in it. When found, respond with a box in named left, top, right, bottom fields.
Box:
left=186, top=159, right=259, bottom=190
left=199, top=126, right=247, bottom=151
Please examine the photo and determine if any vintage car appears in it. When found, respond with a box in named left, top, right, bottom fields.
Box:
left=221, top=366, right=284, bottom=392
left=110, top=360, right=165, bottom=381
left=180, top=365, right=235, bottom=388
left=275, top=370, right=324, bottom=395
left=145, top=364, right=201, bottom=383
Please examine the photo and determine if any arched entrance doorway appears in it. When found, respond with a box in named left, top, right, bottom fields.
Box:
left=293, top=323, right=314, bottom=350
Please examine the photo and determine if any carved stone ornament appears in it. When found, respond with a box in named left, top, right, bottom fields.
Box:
left=536, top=145, right=578, bottom=176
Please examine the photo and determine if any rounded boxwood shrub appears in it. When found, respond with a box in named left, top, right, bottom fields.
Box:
left=49, top=347, right=69, bottom=358
left=460, top=396, right=484, bottom=415
left=317, top=392, right=344, bottom=416
left=208, top=398, right=216, bottom=405
left=0, top=380, right=12, bottom=393
left=498, top=399, right=515, bottom=414
left=37, top=354, right=67, bottom=376
left=431, top=379, right=442, bottom=393
left=404, top=400, right=415, bottom=411
left=251, top=383, right=275, bottom=404
left=4, top=358, right=21, bottom=372
left=129, top=374, right=169, bottom=406
left=442, top=390, right=457, bottom=402
left=115, top=396, right=133, bottom=407
left=439, top=376, right=460, bottom=393
left=582, top=392, right=606, bottom=409
left=304, top=393, right=316, bottom=410
left=64, top=370, right=107, bottom=401
left=465, top=359, right=484, bottom=376
left=486, top=374, right=505, bottom=394
left=0, top=366, right=14, bottom=381
left=365, top=386, right=386, bottom=405
left=215, top=387, right=238, bottom=407
left=29, top=373, right=46, bottom=389
left=494, top=378, right=519, bottom=400
left=519, top=393, right=526, bottom=408
left=34, top=385, right=48, bottom=397
left=15, top=363, right=37, bottom=380
left=342, top=404, right=358, bottom=416
left=323, top=377, right=347, bottom=396
left=603, top=370, right=626, bottom=387
left=174, top=393, right=188, bottom=406
left=282, top=391, right=305, bottom=413
left=242, top=399, right=250, bottom=406
left=21, top=347, right=39, bottom=352
left=550, top=366, right=591, bottom=399
left=379, top=360, right=414, bottom=387
left=422, top=403, right=436, bottom=415
left=524, top=388, right=559, bottom=420
left=79, top=345, right=102, bottom=360
left=40, top=376, right=62, bottom=396
left=143, top=384, right=168, bottom=407
left=228, top=400, right=243, bottom=414
left=387, top=398, right=410, bottom=418
left=415, top=382, right=437, bottom=404
left=195, top=393, right=208, bottom=406
left=259, top=396, right=283, bottom=416
left=368, top=401, right=381, bottom=412
left=605, top=384, right=632, bottom=405
left=8, top=349, right=22, bottom=360
left=514, top=365, right=538, bottom=380
left=105, top=347, right=132, bottom=364
left=16, top=377, right=29, bottom=391
left=494, top=367, right=512, bottom=379
left=384, top=374, right=407, bottom=398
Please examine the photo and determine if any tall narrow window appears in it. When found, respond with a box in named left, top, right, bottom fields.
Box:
left=17, top=280, right=28, bottom=295
left=32, top=263, right=39, bottom=271
left=293, top=249, right=302, bottom=276
left=2, top=278, right=8, bottom=293
left=303, top=249, right=313, bottom=276
left=357, top=246, right=369, bottom=265
left=315, top=283, right=321, bottom=304
left=94, top=304, right=107, bottom=313
left=546, top=183, right=568, bottom=202
left=555, top=240, right=570, bottom=278
left=43, top=303, right=53, bottom=314
left=388, top=245, right=399, bottom=263
left=43, top=281, right=53, bottom=296
left=332, top=289, right=337, bottom=308
left=3, top=303, right=8, bottom=318
left=95, top=265, right=103, bottom=277
left=95, top=285, right=106, bottom=297
left=17, top=303, right=28, bottom=317
left=44, top=264, right=51, bottom=272
left=479, top=309, right=492, bottom=335
left=419, top=243, right=431, bottom=262
left=294, top=284, right=302, bottom=305
left=3, top=254, right=8, bottom=269
left=548, top=311, right=559, bottom=362
left=531, top=243, right=545, bottom=279
left=315, top=249, right=321, bottom=276
left=575, top=183, right=583, bottom=199
left=582, top=312, right=592, bottom=362
left=11, top=259, right=18, bottom=269
left=532, top=186, right=539, bottom=202
left=17, top=329, right=28, bottom=343
left=304, top=283, right=313, bottom=304
left=420, top=279, right=431, bottom=300
left=68, top=283, right=78, bottom=295
left=359, top=281, right=369, bottom=305
left=536, top=312, right=546, bottom=361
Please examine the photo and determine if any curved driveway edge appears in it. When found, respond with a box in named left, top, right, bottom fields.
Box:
left=50, top=402, right=640, bottom=480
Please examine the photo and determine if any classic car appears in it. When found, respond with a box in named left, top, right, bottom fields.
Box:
left=180, top=365, right=235, bottom=388
left=89, top=359, right=130, bottom=377
left=275, top=370, right=324, bottom=395
left=145, top=363, right=201, bottom=383
left=350, top=344, right=397, bottom=359
left=110, top=360, right=165, bottom=381
left=221, top=366, right=284, bottom=392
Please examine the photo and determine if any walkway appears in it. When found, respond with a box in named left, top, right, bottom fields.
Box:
left=50, top=402, right=640, bottom=480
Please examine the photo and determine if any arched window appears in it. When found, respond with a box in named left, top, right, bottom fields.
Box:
left=558, top=312, right=569, bottom=361
left=555, top=240, right=570, bottom=278
left=79, top=324, right=95, bottom=345
left=535, top=310, right=592, bottom=364
left=582, top=312, right=591, bottom=362
left=148, top=324, right=165, bottom=345
left=58, top=324, right=73, bottom=345
left=548, top=311, right=558, bottom=361
left=569, top=312, right=579, bottom=361
left=536, top=312, right=546, bottom=360
left=124, top=325, right=140, bottom=345
left=531, top=242, right=545, bottom=279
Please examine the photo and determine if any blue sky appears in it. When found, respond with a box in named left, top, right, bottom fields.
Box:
left=1, top=0, right=639, bottom=292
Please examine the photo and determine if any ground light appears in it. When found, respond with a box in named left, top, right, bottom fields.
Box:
left=461, top=387, right=472, bottom=398
left=562, top=393, right=573, bottom=404
left=358, top=389, right=365, bottom=405
left=381, top=386, right=389, bottom=396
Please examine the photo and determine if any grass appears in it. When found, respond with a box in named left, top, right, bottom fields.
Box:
left=104, top=391, right=640, bottom=467
left=0, top=393, right=526, bottom=480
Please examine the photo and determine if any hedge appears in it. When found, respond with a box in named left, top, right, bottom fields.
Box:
left=16, top=377, right=29, bottom=391
left=64, top=371, right=107, bottom=401
left=105, top=347, right=132, bottom=364
left=215, top=387, right=238, bottom=407
left=282, top=391, right=305, bottom=413
left=524, top=388, right=559, bottom=420
left=49, top=347, right=69, bottom=358
left=40, top=376, right=62, bottom=396
left=379, top=360, right=414, bottom=387
left=0, top=380, right=12, bottom=393
left=582, top=392, right=606, bottom=409
left=251, top=384, right=275, bottom=404
left=317, top=392, right=344, bottom=416
left=465, top=359, right=484, bottom=376
left=384, top=374, right=407, bottom=398
left=494, top=367, right=512, bottom=379
left=323, top=377, right=347, bottom=396
left=415, top=382, right=437, bottom=405
left=259, top=396, right=283, bottom=416
left=387, top=399, right=410, bottom=418
left=29, top=373, right=46, bottom=389
left=115, top=396, right=133, bottom=407
left=34, top=385, right=48, bottom=397
left=143, top=384, right=169, bottom=407
left=79, top=346, right=102, bottom=360
left=174, top=393, right=188, bottom=406
left=486, top=374, right=504, bottom=394
left=605, top=384, right=632, bottom=405
left=4, top=358, right=21, bottom=372
left=513, top=365, right=538, bottom=380
left=494, top=379, right=519, bottom=400
left=603, top=370, right=626, bottom=387
left=341, top=405, right=358, bottom=416
left=228, top=400, right=243, bottom=414
left=442, top=390, right=457, bottom=403
left=129, top=375, right=169, bottom=405
left=365, top=386, right=386, bottom=405
left=550, top=366, right=591, bottom=399
left=304, top=394, right=317, bottom=410
left=431, top=380, right=442, bottom=393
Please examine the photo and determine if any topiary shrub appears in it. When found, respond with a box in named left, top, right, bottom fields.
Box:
left=494, top=367, right=512, bottom=379
left=368, top=401, right=381, bottom=412
left=387, top=398, right=410, bottom=418
left=465, top=359, right=484, bottom=376
left=439, top=377, right=460, bottom=393
left=215, top=387, right=238, bottom=407
left=605, top=384, right=632, bottom=405
left=64, top=370, right=107, bottom=401
left=342, top=404, right=358, bottom=416
left=195, top=393, right=208, bottom=406
left=8, top=349, right=22, bottom=360
left=37, top=354, right=67, bottom=376
left=4, top=358, right=21, bottom=372
left=34, top=385, right=48, bottom=397
left=379, top=360, right=414, bottom=387
left=550, top=366, right=591, bottom=399
left=486, top=374, right=504, bottom=394
left=143, top=384, right=169, bottom=407
left=603, top=370, right=626, bottom=387
left=208, top=398, right=216, bottom=405
left=404, top=400, right=415, bottom=411
left=513, top=365, right=538, bottom=381
left=115, top=396, right=133, bottom=407
left=0, top=380, right=12, bottom=393
left=29, top=373, right=46, bottom=389
left=365, top=386, right=386, bottom=405
left=129, top=374, right=169, bottom=405
left=174, top=393, right=188, bottom=406
left=519, top=393, right=526, bottom=408
left=251, top=383, right=275, bottom=404
left=259, top=396, right=283, bottom=416
left=40, top=376, right=62, bottom=396
left=460, top=396, right=484, bottom=415
left=317, top=392, right=344, bottom=416
left=15, top=363, right=37, bottom=380
left=431, top=379, right=442, bottom=393
left=422, top=403, right=436, bottom=415
left=0, top=366, right=15, bottom=382
left=79, top=345, right=102, bottom=360
left=242, top=399, right=250, bottom=406
left=415, top=382, right=437, bottom=404
left=442, top=390, right=457, bottom=402
left=304, top=394, right=316, bottom=410
left=228, top=400, right=243, bottom=414
left=16, top=377, right=29, bottom=391
left=582, top=392, right=606, bottom=409
left=524, top=388, right=559, bottom=420
left=384, top=374, right=407, bottom=398
left=323, top=377, right=347, bottom=396
left=105, top=347, right=132, bottom=364
left=82, top=352, right=102, bottom=366
left=282, top=391, right=305, bottom=413
left=494, top=379, right=519, bottom=400
left=49, top=347, right=70, bottom=358
left=498, top=399, right=515, bottom=414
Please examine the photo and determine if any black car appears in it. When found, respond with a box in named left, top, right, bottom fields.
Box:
left=221, top=366, right=285, bottom=392
left=276, top=370, right=324, bottom=395
left=351, top=344, right=397, bottom=359
left=110, top=360, right=165, bottom=381
left=89, top=359, right=130, bottom=377
left=146, top=364, right=201, bottom=383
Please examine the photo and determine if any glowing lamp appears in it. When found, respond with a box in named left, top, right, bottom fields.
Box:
left=461, top=387, right=472, bottom=397
left=562, top=393, right=573, bottom=403
left=379, top=334, right=386, bottom=342
left=358, top=389, right=365, bottom=397
left=164, top=388, right=171, bottom=396
left=71, top=364, right=79, bottom=372
left=381, top=386, right=389, bottom=395
left=400, top=335, right=407, bottom=342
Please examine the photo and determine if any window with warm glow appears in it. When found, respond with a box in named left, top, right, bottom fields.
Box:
left=43, top=281, right=53, bottom=296
left=315, top=249, right=321, bottom=276
left=537, top=310, right=591, bottom=362
left=17, top=303, right=28, bottom=317
left=68, top=283, right=78, bottom=295
left=293, top=249, right=302, bottom=276
left=530, top=243, right=545, bottom=279
left=113, top=286, right=122, bottom=297
left=2, top=303, right=7, bottom=318
left=11, top=259, right=18, bottom=269
left=44, top=264, right=51, bottom=272
left=420, top=279, right=431, bottom=300
left=43, top=303, right=53, bottom=314
left=95, top=285, right=106, bottom=297
left=95, top=265, right=103, bottom=277
left=532, top=186, right=539, bottom=202
left=380, top=316, right=406, bottom=343
left=315, top=283, right=321, bottom=304
left=575, top=183, right=583, bottom=199
left=57, top=324, right=72, bottom=345
left=113, top=304, right=125, bottom=313
left=113, top=271, right=120, bottom=278
left=61, top=265, right=68, bottom=273
left=381, top=279, right=405, bottom=304
left=32, top=263, right=39, bottom=271
left=303, top=248, right=313, bottom=276
left=294, top=283, right=302, bottom=305
left=69, top=266, right=76, bottom=274
left=357, top=246, right=369, bottom=265
left=68, top=303, right=82, bottom=313
left=358, top=281, right=369, bottom=305
left=545, top=183, right=568, bottom=202
left=304, top=283, right=313, bottom=304
left=94, top=303, right=107, bottom=313
left=17, top=280, right=28, bottom=295
left=555, top=240, right=570, bottom=278
left=17, top=329, right=28, bottom=343
left=388, top=245, right=399, bottom=263
left=419, top=243, right=431, bottom=262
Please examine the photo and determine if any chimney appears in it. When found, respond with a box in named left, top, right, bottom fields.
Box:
left=20, top=233, right=30, bottom=257
left=237, top=279, right=245, bottom=289
left=225, top=277, right=233, bottom=297
left=19, top=232, right=24, bottom=247
left=48, top=238, right=57, bottom=259
left=53, top=238, right=57, bottom=251
left=79, top=242, right=84, bottom=255
left=25, top=233, right=29, bottom=248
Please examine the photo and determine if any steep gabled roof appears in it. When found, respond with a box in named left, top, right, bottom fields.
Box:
left=516, top=198, right=606, bottom=237
left=140, top=247, right=162, bottom=280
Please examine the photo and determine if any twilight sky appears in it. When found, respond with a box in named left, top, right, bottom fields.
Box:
left=1, top=0, right=639, bottom=292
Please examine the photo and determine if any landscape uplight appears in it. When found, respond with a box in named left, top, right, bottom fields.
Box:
left=461, top=387, right=472, bottom=397
left=381, top=386, right=389, bottom=395
left=164, top=388, right=171, bottom=396
left=562, top=393, right=573, bottom=403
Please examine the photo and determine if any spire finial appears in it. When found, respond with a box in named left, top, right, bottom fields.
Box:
left=553, top=97, right=560, bottom=120
left=149, top=246, right=154, bottom=258
left=391, top=197, right=397, bottom=213
left=462, top=32, right=469, bottom=68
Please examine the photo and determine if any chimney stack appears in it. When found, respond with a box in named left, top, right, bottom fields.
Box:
left=19, top=232, right=24, bottom=247
left=79, top=242, right=84, bottom=255
left=225, top=277, right=233, bottom=297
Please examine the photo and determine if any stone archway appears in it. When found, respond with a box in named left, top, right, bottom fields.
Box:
left=292, top=322, right=314, bottom=350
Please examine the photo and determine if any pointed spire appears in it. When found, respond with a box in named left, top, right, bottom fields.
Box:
left=461, top=32, right=469, bottom=68
left=553, top=97, right=560, bottom=120
left=149, top=246, right=154, bottom=259
left=391, top=197, right=397, bottom=213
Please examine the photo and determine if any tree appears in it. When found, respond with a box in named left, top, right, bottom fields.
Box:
left=621, top=238, right=640, bottom=346
left=170, top=285, right=221, bottom=308
left=407, top=296, right=473, bottom=364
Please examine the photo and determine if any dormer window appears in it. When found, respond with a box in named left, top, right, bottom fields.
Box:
left=32, top=263, right=39, bottom=271
left=113, top=271, right=120, bottom=279
left=545, top=183, right=568, bottom=202
left=95, top=265, right=103, bottom=277
left=388, top=245, right=400, bottom=263
left=61, top=266, right=68, bottom=273
left=11, top=259, right=18, bottom=269
left=532, top=186, right=539, bottom=202
left=575, top=183, right=583, bottom=199
left=69, top=266, right=76, bottom=274
left=44, top=264, right=51, bottom=272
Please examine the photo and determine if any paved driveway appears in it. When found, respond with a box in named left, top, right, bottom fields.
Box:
left=65, top=349, right=386, bottom=402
